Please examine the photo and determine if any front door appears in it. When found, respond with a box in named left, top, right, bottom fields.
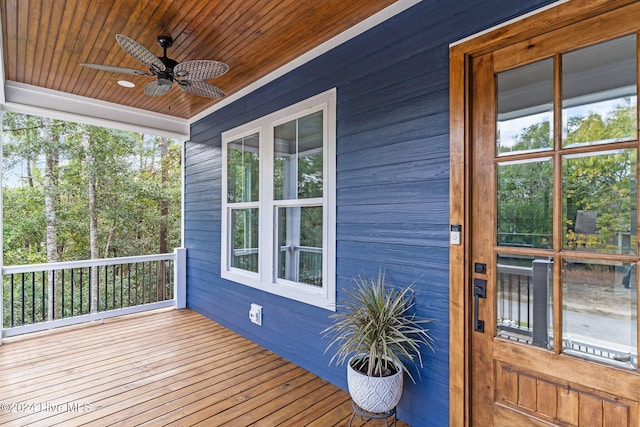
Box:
left=470, top=4, right=639, bottom=426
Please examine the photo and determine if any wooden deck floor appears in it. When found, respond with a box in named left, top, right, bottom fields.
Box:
left=0, top=308, right=410, bottom=426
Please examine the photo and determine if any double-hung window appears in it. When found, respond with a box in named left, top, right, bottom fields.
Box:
left=221, top=89, right=336, bottom=310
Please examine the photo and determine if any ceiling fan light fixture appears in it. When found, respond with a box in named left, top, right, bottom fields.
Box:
left=118, top=80, right=135, bottom=88
left=144, top=80, right=173, bottom=97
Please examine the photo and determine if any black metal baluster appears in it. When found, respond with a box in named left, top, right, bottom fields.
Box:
left=119, top=264, right=124, bottom=308
left=127, top=264, right=132, bottom=306
left=52, top=270, right=56, bottom=319
left=21, top=273, right=26, bottom=325
left=167, top=260, right=173, bottom=300
left=41, top=271, right=45, bottom=322
left=90, top=266, right=94, bottom=313
left=142, top=262, right=146, bottom=304
left=79, top=268, right=84, bottom=314
left=152, top=261, right=156, bottom=303
left=61, top=269, right=65, bottom=318
left=97, top=265, right=101, bottom=312
left=507, top=275, right=512, bottom=325
left=527, top=276, right=531, bottom=329
left=31, top=272, right=35, bottom=324
left=517, top=275, right=522, bottom=329
left=104, top=265, right=108, bottom=311
left=111, top=264, right=115, bottom=310
left=10, top=274, right=15, bottom=327
left=134, top=263, right=139, bottom=306
left=71, top=269, right=75, bottom=316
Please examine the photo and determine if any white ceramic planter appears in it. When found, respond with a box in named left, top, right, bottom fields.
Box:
left=346, top=356, right=403, bottom=413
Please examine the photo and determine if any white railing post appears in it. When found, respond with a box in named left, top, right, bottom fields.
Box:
left=174, top=247, right=187, bottom=309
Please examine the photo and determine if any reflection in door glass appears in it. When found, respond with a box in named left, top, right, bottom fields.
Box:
left=497, top=254, right=553, bottom=349
left=497, top=158, right=553, bottom=248
left=562, top=259, right=637, bottom=369
left=562, top=35, right=637, bottom=148
left=563, top=149, right=637, bottom=254
left=497, top=59, right=553, bottom=156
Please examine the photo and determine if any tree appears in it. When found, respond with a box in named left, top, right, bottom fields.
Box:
left=2, top=113, right=182, bottom=323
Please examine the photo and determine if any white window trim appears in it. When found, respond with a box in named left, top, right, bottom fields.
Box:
left=221, top=88, right=336, bottom=310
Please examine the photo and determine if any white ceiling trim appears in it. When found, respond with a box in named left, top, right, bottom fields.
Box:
left=2, top=81, right=189, bottom=140
left=189, top=0, right=423, bottom=125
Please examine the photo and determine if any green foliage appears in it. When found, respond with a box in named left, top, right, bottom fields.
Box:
left=323, top=270, right=434, bottom=383
left=2, top=112, right=182, bottom=265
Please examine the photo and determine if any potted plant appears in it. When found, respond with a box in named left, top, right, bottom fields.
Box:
left=323, top=269, right=435, bottom=414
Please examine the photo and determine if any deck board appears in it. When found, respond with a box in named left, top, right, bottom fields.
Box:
left=0, top=309, right=410, bottom=426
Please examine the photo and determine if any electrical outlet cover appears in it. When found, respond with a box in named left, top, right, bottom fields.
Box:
left=249, top=303, right=262, bottom=326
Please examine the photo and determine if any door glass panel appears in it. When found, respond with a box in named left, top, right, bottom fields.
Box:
left=227, top=133, right=260, bottom=203
left=562, top=258, right=637, bottom=369
left=274, top=111, right=324, bottom=200
left=230, top=208, right=259, bottom=273
left=277, top=206, right=323, bottom=287
left=497, top=158, right=553, bottom=248
left=562, top=35, right=638, bottom=148
left=497, top=254, right=554, bottom=349
left=496, top=59, right=553, bottom=156
left=563, top=149, right=637, bottom=254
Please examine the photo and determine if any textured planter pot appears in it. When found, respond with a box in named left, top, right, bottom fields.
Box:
left=346, top=356, right=403, bottom=413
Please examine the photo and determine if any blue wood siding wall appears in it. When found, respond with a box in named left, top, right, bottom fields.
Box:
left=185, top=1, right=555, bottom=425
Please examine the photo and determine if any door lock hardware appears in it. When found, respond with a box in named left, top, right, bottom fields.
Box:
left=473, top=278, right=486, bottom=333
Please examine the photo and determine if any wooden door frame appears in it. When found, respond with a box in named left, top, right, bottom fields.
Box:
left=448, top=0, right=639, bottom=425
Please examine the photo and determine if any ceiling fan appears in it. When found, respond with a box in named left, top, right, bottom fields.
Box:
left=81, top=34, right=229, bottom=98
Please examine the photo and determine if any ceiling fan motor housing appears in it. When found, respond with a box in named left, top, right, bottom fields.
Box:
left=157, top=56, right=178, bottom=82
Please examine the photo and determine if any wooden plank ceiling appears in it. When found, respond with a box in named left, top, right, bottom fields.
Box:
left=1, top=0, right=398, bottom=120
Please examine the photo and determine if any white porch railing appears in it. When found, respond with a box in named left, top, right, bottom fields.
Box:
left=1, top=247, right=186, bottom=341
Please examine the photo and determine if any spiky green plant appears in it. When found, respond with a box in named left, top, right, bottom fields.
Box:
left=323, top=269, right=435, bottom=383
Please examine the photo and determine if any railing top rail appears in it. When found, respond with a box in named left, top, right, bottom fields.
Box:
left=496, top=263, right=534, bottom=277
left=2, top=252, right=176, bottom=275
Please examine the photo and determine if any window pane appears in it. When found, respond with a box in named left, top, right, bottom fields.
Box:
left=563, top=259, right=637, bottom=369
left=277, top=206, right=323, bottom=286
left=563, top=149, right=637, bottom=254
left=497, top=254, right=554, bottom=349
left=230, top=208, right=259, bottom=273
left=562, top=35, right=637, bottom=148
left=227, top=133, right=259, bottom=203
left=497, top=59, right=553, bottom=156
left=274, top=111, right=323, bottom=200
left=497, top=158, right=553, bottom=248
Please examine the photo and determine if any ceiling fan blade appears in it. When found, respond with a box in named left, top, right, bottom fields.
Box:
left=144, top=80, right=172, bottom=97
left=173, top=60, right=229, bottom=81
left=80, top=63, right=152, bottom=76
left=178, top=80, right=225, bottom=98
left=116, top=34, right=165, bottom=72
